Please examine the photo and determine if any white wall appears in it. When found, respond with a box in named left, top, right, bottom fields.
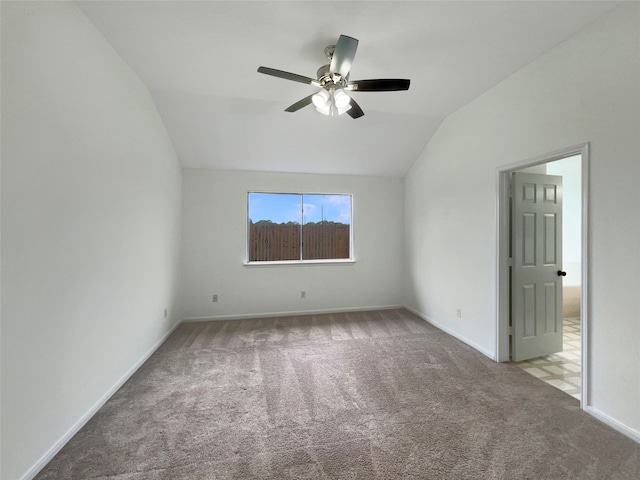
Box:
left=404, top=1, right=639, bottom=436
left=1, top=3, right=182, bottom=479
left=181, top=169, right=403, bottom=319
left=0, top=3, right=3, bottom=472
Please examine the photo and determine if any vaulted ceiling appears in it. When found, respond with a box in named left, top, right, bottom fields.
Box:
left=78, top=1, right=620, bottom=177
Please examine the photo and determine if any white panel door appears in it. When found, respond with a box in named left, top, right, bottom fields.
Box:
left=512, top=172, right=564, bottom=361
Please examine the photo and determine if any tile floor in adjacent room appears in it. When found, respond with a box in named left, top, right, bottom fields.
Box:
left=513, top=317, right=582, bottom=400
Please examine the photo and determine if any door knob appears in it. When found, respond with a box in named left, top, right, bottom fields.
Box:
left=557, top=270, right=567, bottom=276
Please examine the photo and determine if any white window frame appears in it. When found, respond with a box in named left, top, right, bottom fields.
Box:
left=245, top=191, right=355, bottom=265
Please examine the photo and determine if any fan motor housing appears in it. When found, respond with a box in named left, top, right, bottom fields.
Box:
left=316, top=64, right=347, bottom=88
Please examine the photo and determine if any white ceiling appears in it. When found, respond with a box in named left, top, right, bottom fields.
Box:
left=77, top=1, right=620, bottom=177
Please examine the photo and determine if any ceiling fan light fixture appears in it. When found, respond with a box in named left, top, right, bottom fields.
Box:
left=314, top=89, right=352, bottom=116
left=312, top=89, right=330, bottom=109
left=333, top=89, right=351, bottom=108
left=315, top=97, right=352, bottom=116
left=337, top=103, right=352, bottom=115
left=316, top=102, right=331, bottom=116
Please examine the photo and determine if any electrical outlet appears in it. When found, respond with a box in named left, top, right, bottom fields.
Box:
left=212, top=294, right=218, bottom=303
left=300, top=291, right=306, bottom=299
left=457, top=309, right=462, bottom=318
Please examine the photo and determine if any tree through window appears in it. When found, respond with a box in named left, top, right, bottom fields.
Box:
left=248, top=193, right=352, bottom=262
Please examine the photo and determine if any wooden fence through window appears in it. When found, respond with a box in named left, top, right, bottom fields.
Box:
left=248, top=224, right=350, bottom=261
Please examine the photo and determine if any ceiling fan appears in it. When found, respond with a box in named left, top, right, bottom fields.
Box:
left=258, top=35, right=410, bottom=119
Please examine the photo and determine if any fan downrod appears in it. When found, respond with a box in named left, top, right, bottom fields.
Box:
left=324, top=45, right=336, bottom=61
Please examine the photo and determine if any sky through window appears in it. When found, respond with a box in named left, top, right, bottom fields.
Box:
left=249, top=193, right=351, bottom=225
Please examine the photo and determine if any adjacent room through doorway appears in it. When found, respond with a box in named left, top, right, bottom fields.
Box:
left=512, top=154, right=583, bottom=399
left=497, top=149, right=586, bottom=402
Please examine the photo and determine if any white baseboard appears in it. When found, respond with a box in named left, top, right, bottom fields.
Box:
left=181, top=304, right=405, bottom=323
left=21, top=319, right=183, bottom=480
left=404, top=305, right=496, bottom=360
left=584, top=405, right=640, bottom=445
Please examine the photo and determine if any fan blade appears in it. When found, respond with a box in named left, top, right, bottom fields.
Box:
left=258, top=66, right=316, bottom=85
left=330, top=35, right=358, bottom=78
left=348, top=79, right=410, bottom=92
left=347, top=98, right=364, bottom=119
left=285, top=94, right=314, bottom=112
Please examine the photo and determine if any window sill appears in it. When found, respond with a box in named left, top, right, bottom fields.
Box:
left=244, top=259, right=356, bottom=267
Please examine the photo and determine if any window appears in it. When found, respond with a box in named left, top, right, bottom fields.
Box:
left=247, top=192, right=352, bottom=263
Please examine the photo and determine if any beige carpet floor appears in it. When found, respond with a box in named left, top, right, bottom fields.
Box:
left=35, top=309, right=640, bottom=479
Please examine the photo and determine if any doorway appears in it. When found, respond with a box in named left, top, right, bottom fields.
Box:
left=496, top=144, right=589, bottom=406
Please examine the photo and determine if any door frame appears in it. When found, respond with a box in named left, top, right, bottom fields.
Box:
left=495, top=143, right=590, bottom=406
